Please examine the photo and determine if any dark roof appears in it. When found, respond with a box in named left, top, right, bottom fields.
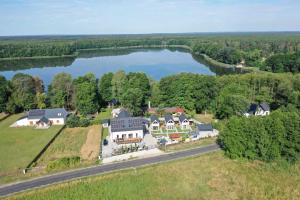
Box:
left=38, top=116, right=49, bottom=124
left=260, top=102, right=270, bottom=111
left=164, top=114, right=174, bottom=122
left=28, top=108, right=68, bottom=120
left=110, top=117, right=145, bottom=132
left=247, top=103, right=270, bottom=114
left=117, top=110, right=131, bottom=118
left=150, top=115, right=159, bottom=123
left=179, top=113, right=188, bottom=123
left=101, top=119, right=110, bottom=124
left=197, top=124, right=213, bottom=131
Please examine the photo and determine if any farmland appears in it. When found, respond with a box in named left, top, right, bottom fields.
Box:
left=5, top=151, right=300, bottom=200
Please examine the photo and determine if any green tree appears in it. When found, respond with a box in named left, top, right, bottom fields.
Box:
left=7, top=73, right=37, bottom=112
left=121, top=88, right=144, bottom=116
left=111, top=70, right=127, bottom=102
left=36, top=92, right=47, bottom=109
left=48, top=73, right=73, bottom=109
left=98, top=73, right=113, bottom=105
left=0, top=76, right=9, bottom=112
left=73, top=73, right=99, bottom=115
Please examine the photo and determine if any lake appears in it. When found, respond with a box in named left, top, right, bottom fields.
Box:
left=0, top=48, right=240, bottom=87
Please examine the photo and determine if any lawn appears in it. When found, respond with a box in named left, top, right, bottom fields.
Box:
left=6, top=152, right=300, bottom=200
left=194, top=113, right=214, bottom=123
left=163, top=137, right=217, bottom=152
left=0, top=114, right=63, bottom=184
left=102, top=127, right=109, bottom=140
left=0, top=113, right=9, bottom=120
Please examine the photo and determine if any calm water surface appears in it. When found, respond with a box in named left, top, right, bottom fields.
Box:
left=0, top=48, right=238, bottom=86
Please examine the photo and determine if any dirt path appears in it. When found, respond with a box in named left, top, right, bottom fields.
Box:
left=80, top=125, right=101, bottom=160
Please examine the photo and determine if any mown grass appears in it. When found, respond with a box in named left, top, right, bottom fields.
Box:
left=194, top=113, right=214, bottom=123
left=163, top=137, right=217, bottom=152
left=0, top=114, right=63, bottom=184
left=6, top=151, right=300, bottom=200
left=0, top=113, right=9, bottom=120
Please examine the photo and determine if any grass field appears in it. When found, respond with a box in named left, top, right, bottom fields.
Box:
left=163, top=137, right=217, bottom=152
left=194, top=113, right=214, bottom=123
left=37, top=127, right=90, bottom=166
left=0, top=114, right=63, bottom=184
left=0, top=113, right=9, bottom=120
left=6, top=151, right=300, bottom=200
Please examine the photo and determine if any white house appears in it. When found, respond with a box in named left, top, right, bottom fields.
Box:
left=14, top=108, right=68, bottom=128
left=244, top=103, right=270, bottom=117
left=195, top=124, right=218, bottom=139
left=179, top=113, right=189, bottom=129
left=164, top=114, right=175, bottom=130
left=109, top=111, right=145, bottom=144
left=150, top=115, right=160, bottom=131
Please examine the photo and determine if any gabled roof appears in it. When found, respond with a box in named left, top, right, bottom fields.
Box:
left=150, top=115, right=159, bottom=123
left=117, top=110, right=131, bottom=118
left=260, top=102, right=270, bottom=111
left=110, top=117, right=145, bottom=132
left=28, top=108, right=68, bottom=120
left=164, top=114, right=174, bottom=123
left=38, top=116, right=49, bottom=124
left=197, top=124, right=213, bottom=131
left=247, top=102, right=270, bottom=114
left=179, top=113, right=188, bottom=123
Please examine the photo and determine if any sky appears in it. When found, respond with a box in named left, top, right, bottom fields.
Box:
left=0, top=0, right=300, bottom=36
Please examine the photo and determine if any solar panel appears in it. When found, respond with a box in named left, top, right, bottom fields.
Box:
left=28, top=110, right=45, bottom=116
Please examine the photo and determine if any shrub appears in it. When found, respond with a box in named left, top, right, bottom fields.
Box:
left=66, top=114, right=90, bottom=127
left=47, top=156, right=81, bottom=172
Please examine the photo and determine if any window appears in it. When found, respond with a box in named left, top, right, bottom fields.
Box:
left=30, top=121, right=33, bottom=125
left=136, top=133, right=138, bottom=138
left=129, top=134, right=133, bottom=138
left=122, top=134, right=126, bottom=139
left=117, top=135, right=119, bottom=139
left=56, top=120, right=60, bottom=123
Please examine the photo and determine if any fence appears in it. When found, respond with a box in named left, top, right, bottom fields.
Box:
left=23, top=125, right=66, bottom=174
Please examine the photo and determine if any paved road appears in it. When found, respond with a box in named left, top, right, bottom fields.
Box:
left=0, top=144, right=220, bottom=197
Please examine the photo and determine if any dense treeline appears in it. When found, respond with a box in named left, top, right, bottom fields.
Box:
left=1, top=71, right=299, bottom=118
left=1, top=33, right=300, bottom=73
left=219, top=110, right=300, bottom=163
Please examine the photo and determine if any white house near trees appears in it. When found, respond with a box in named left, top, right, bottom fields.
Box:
left=164, top=114, right=175, bottom=130
left=150, top=115, right=160, bottom=131
left=14, top=108, right=68, bottom=128
left=244, top=103, right=270, bottom=117
left=179, top=113, right=189, bottom=129
left=109, top=110, right=146, bottom=144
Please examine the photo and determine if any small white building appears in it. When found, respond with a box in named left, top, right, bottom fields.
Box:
left=244, top=103, right=270, bottom=117
left=179, top=113, right=189, bottom=129
left=164, top=114, right=175, bottom=130
left=150, top=115, right=160, bottom=131
left=196, top=124, right=218, bottom=138
left=14, top=108, right=68, bottom=128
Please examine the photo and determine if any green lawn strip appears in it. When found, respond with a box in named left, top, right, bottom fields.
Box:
left=163, top=137, right=217, bottom=152
left=0, top=114, right=62, bottom=183
left=6, top=152, right=300, bottom=200
left=101, top=128, right=109, bottom=140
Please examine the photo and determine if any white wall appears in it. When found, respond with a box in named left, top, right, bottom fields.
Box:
left=110, top=129, right=144, bottom=140
left=49, top=118, right=65, bottom=125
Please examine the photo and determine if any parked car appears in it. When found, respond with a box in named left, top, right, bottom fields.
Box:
left=103, top=139, right=108, bottom=146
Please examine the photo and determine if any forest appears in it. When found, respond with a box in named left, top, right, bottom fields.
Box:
left=1, top=32, right=300, bottom=73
